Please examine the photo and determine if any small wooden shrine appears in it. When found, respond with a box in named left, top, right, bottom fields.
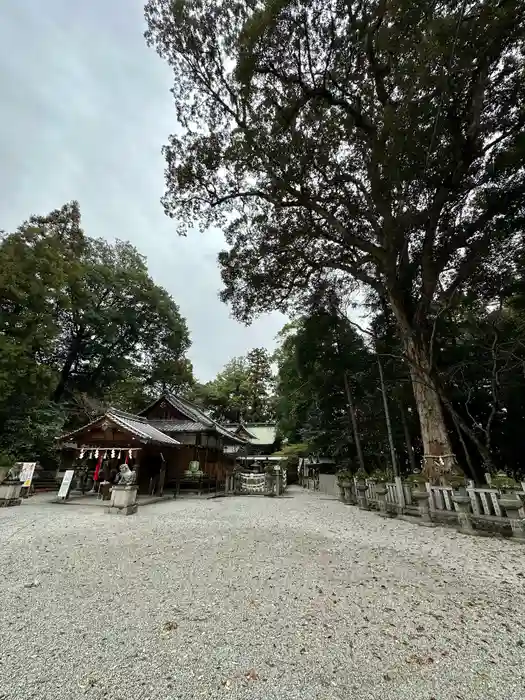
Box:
left=58, top=394, right=247, bottom=495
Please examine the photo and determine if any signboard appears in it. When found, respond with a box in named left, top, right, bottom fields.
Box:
left=17, top=462, right=37, bottom=488
left=57, top=470, right=75, bottom=499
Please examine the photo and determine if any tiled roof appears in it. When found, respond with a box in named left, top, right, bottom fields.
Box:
left=165, top=393, right=216, bottom=426
left=145, top=419, right=207, bottom=433
left=224, top=422, right=259, bottom=439
left=246, top=425, right=277, bottom=446
left=58, top=409, right=180, bottom=447
left=108, top=409, right=180, bottom=446
left=140, top=394, right=247, bottom=444
left=224, top=423, right=277, bottom=446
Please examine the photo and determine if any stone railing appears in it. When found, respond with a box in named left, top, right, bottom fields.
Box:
left=224, top=467, right=288, bottom=496
left=335, top=476, right=525, bottom=542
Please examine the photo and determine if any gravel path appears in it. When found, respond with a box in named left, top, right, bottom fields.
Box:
left=0, top=487, right=524, bottom=700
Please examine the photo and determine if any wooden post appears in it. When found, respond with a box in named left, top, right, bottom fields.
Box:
left=134, top=451, right=141, bottom=494
left=398, top=398, right=417, bottom=474
left=204, top=445, right=209, bottom=493
left=158, top=452, right=166, bottom=497
left=377, top=354, right=398, bottom=477
left=343, top=372, right=366, bottom=472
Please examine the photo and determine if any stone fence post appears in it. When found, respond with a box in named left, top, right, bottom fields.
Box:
left=375, top=483, right=390, bottom=517
left=412, top=488, right=432, bottom=523
left=499, top=494, right=525, bottom=541
left=355, top=479, right=368, bottom=510
left=394, top=476, right=406, bottom=514
left=275, top=466, right=282, bottom=496
left=452, top=491, right=474, bottom=534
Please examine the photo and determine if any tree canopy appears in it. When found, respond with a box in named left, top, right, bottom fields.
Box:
left=145, top=0, right=525, bottom=479
left=190, top=347, right=275, bottom=422
left=0, top=202, right=193, bottom=463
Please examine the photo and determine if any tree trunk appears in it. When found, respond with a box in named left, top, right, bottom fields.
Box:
left=52, top=333, right=83, bottom=402
left=376, top=354, right=398, bottom=477
left=343, top=371, right=366, bottom=472
left=398, top=397, right=417, bottom=474
left=448, top=405, right=478, bottom=482
left=402, top=334, right=457, bottom=482
left=439, top=391, right=495, bottom=475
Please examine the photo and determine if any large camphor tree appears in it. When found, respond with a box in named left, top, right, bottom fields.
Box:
left=145, top=0, right=525, bottom=478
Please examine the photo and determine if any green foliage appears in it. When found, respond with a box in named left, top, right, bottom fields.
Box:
left=336, top=469, right=353, bottom=484
left=195, top=347, right=275, bottom=422
left=0, top=202, right=193, bottom=462
left=146, top=0, right=525, bottom=470
left=447, top=475, right=466, bottom=490
left=354, top=468, right=368, bottom=482
left=0, top=451, right=14, bottom=469
left=274, top=297, right=398, bottom=466
left=370, top=469, right=392, bottom=484
left=490, top=472, right=520, bottom=491
left=406, top=473, right=427, bottom=486
left=272, top=442, right=309, bottom=457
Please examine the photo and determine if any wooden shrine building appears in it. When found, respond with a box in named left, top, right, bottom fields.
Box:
left=58, top=394, right=247, bottom=494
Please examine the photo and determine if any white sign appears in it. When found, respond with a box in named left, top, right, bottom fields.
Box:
left=58, top=470, right=75, bottom=499
left=18, top=462, right=37, bottom=488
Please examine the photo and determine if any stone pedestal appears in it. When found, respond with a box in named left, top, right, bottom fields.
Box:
left=0, top=479, right=23, bottom=507
left=356, top=482, right=368, bottom=510
left=344, top=486, right=354, bottom=505
left=106, top=485, right=138, bottom=515
left=452, top=493, right=474, bottom=534
left=275, top=467, right=282, bottom=496
left=339, top=480, right=352, bottom=504
left=412, top=489, right=432, bottom=523
left=233, top=471, right=242, bottom=494
left=499, top=494, right=525, bottom=541
left=376, top=485, right=391, bottom=517
left=394, top=476, right=406, bottom=514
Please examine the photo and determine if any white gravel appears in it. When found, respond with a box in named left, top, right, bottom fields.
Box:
left=0, top=486, right=524, bottom=700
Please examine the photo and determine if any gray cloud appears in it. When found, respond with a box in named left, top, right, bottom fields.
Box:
left=0, top=0, right=286, bottom=380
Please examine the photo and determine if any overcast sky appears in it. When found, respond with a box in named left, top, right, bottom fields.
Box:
left=0, top=1, right=286, bottom=381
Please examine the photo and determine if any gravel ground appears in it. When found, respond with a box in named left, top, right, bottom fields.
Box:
left=1, top=487, right=524, bottom=700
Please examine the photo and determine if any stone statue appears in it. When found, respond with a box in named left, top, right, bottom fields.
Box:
left=6, top=464, right=21, bottom=482
left=117, top=464, right=136, bottom=486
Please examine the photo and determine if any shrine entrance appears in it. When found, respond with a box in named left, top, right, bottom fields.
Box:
left=57, top=409, right=179, bottom=497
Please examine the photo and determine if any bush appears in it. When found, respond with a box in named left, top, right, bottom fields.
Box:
left=491, top=471, right=520, bottom=491
left=336, top=469, right=352, bottom=483
left=370, top=469, right=392, bottom=484
left=406, top=472, right=426, bottom=487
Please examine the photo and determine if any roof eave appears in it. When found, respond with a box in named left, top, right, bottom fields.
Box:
left=57, top=411, right=180, bottom=447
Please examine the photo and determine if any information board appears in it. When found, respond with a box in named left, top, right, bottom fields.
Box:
left=18, top=462, right=37, bottom=488
left=57, top=470, right=75, bottom=499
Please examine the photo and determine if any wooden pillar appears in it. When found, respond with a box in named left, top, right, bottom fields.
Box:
left=134, top=450, right=142, bottom=493
left=159, top=452, right=166, bottom=497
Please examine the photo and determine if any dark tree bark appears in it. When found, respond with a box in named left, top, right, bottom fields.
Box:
left=52, top=332, right=84, bottom=403
left=398, top=397, right=417, bottom=475
left=376, top=353, right=398, bottom=477
left=343, top=371, right=366, bottom=472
